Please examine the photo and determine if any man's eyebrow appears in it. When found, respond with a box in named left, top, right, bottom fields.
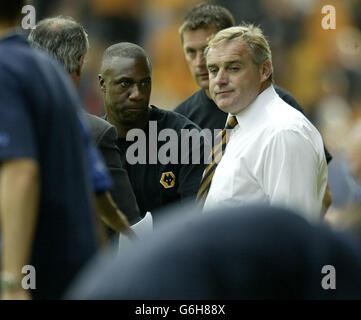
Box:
left=225, top=60, right=243, bottom=65
left=207, top=60, right=243, bottom=68
left=113, top=76, right=151, bottom=83
left=189, top=46, right=208, bottom=51
left=139, top=76, right=151, bottom=83
left=113, top=76, right=133, bottom=82
left=207, top=63, right=218, bottom=69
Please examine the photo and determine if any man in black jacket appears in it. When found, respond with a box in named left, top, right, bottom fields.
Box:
left=86, top=114, right=141, bottom=224
left=98, top=42, right=207, bottom=221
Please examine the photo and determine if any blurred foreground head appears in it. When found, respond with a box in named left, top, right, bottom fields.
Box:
left=67, top=204, right=361, bottom=299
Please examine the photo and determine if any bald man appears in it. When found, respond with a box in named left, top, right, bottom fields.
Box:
left=98, top=42, right=207, bottom=221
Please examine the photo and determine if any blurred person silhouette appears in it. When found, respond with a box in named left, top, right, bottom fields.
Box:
left=65, top=203, right=361, bottom=299
left=348, top=121, right=361, bottom=189
left=28, top=16, right=142, bottom=230
left=175, top=4, right=332, bottom=214
left=315, top=91, right=357, bottom=211
left=0, top=1, right=111, bottom=300
left=326, top=120, right=361, bottom=238
left=98, top=42, right=207, bottom=222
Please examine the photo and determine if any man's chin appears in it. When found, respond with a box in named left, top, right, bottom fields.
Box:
left=196, top=78, right=209, bottom=90
left=215, top=99, right=231, bottom=111
left=119, top=109, right=149, bottom=127
left=216, top=100, right=241, bottom=114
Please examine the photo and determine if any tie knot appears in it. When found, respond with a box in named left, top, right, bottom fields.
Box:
left=225, top=116, right=238, bottom=130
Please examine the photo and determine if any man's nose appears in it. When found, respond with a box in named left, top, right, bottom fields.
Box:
left=215, top=69, right=228, bottom=85
left=129, top=84, right=143, bottom=100
left=195, top=51, right=206, bottom=69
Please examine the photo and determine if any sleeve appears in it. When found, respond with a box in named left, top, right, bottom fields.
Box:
left=96, top=125, right=123, bottom=168
left=98, top=125, right=118, bottom=149
left=87, top=144, right=113, bottom=193
left=259, top=129, right=326, bottom=219
left=77, top=111, right=113, bottom=193
left=97, top=126, right=142, bottom=224
left=0, top=71, right=37, bottom=161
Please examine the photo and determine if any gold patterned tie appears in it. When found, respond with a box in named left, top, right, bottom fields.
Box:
left=196, top=115, right=238, bottom=206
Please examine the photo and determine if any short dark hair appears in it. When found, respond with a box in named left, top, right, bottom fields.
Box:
left=0, top=1, right=25, bottom=22
left=101, top=42, right=152, bottom=75
left=28, top=16, right=89, bottom=74
left=179, top=3, right=235, bottom=42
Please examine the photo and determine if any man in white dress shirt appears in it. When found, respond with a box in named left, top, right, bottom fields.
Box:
left=202, top=24, right=328, bottom=220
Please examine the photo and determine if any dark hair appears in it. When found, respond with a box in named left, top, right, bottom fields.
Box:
left=0, top=1, right=25, bottom=22
left=28, top=16, right=89, bottom=74
left=179, top=3, right=235, bottom=42
left=101, top=42, right=152, bottom=75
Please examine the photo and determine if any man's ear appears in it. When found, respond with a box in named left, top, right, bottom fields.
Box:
left=259, top=60, right=272, bottom=83
left=99, top=74, right=106, bottom=93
